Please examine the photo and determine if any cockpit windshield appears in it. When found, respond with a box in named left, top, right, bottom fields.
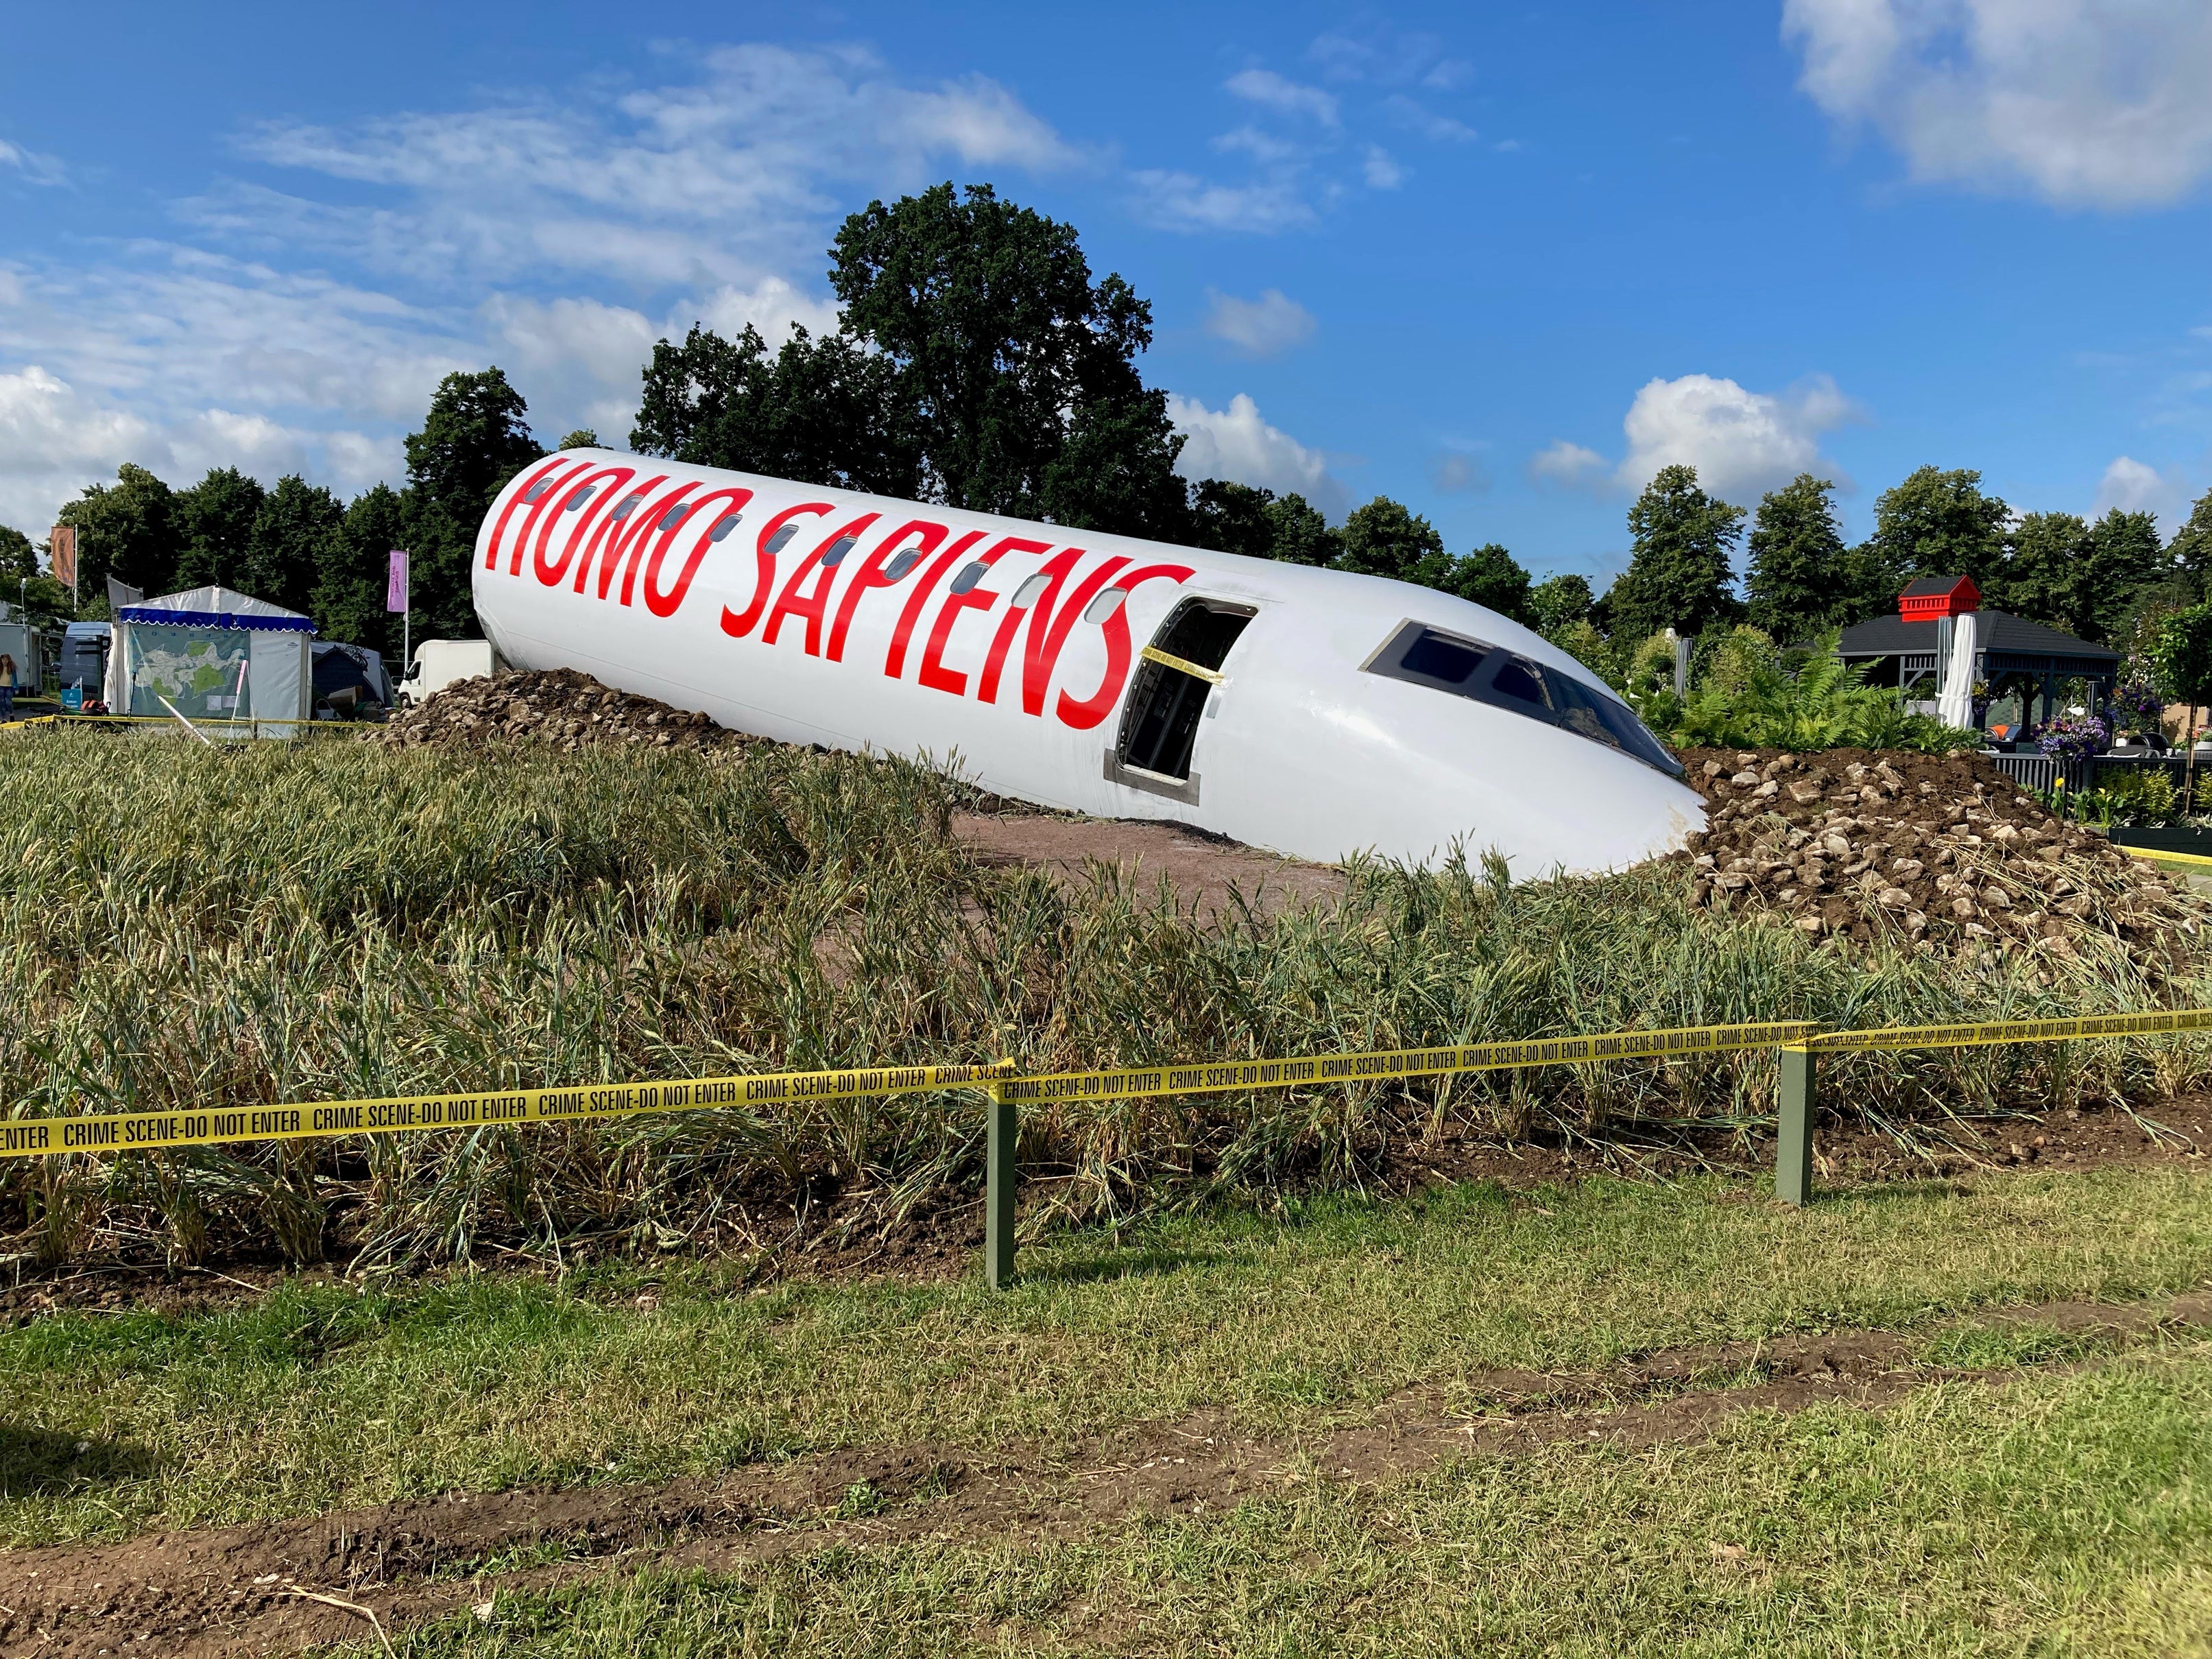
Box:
left=1365, top=621, right=1683, bottom=777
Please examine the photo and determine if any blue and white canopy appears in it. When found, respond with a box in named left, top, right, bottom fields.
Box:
left=117, top=585, right=315, bottom=632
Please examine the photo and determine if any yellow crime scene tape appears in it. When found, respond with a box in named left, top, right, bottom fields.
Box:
left=1802, top=1006, right=2212, bottom=1054
left=1000, top=1021, right=1814, bottom=1104
left=1138, top=643, right=1225, bottom=685
left=0, top=1060, right=1013, bottom=1160
left=1, top=1012, right=2207, bottom=1164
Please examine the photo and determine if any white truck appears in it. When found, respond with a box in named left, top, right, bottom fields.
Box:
left=395, top=638, right=498, bottom=706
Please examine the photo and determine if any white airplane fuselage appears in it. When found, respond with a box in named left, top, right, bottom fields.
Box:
left=472, top=450, right=1705, bottom=872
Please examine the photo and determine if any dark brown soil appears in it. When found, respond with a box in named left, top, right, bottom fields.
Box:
left=380, top=668, right=746, bottom=753
left=1675, top=746, right=2207, bottom=962
left=5, top=1292, right=2203, bottom=1658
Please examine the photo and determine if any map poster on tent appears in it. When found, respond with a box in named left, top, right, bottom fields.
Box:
left=125, top=625, right=250, bottom=719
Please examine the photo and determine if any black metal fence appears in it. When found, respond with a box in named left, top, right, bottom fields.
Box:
left=1984, top=750, right=2193, bottom=795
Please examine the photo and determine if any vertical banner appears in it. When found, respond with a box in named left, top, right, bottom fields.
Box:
left=386, top=549, right=409, bottom=612
left=48, top=525, right=75, bottom=590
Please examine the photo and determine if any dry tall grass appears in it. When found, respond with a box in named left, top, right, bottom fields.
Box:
left=0, top=729, right=2203, bottom=1269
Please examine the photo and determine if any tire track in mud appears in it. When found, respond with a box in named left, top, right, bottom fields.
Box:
left=4, top=1293, right=2206, bottom=1658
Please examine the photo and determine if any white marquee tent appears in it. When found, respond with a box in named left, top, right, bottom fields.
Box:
left=104, top=585, right=315, bottom=733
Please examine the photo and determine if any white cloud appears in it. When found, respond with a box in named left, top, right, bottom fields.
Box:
left=0, top=366, right=154, bottom=532
left=1201, top=289, right=1317, bottom=357
left=1783, top=0, right=2212, bottom=208
left=1361, top=145, right=1406, bottom=189
left=228, top=45, right=1077, bottom=291
left=1528, top=440, right=1609, bottom=489
left=1214, top=126, right=1304, bottom=166
left=1225, top=69, right=1340, bottom=126
left=1308, top=26, right=1466, bottom=88
left=0, top=45, right=1077, bottom=529
left=1613, top=373, right=1861, bottom=503
left=2093, top=455, right=2190, bottom=527
left=688, top=278, right=841, bottom=347
left=1130, top=169, right=1316, bottom=233
left=0, top=140, right=65, bottom=187
left=1168, top=392, right=1347, bottom=518
left=1384, top=96, right=1478, bottom=143
left=1430, top=449, right=1491, bottom=493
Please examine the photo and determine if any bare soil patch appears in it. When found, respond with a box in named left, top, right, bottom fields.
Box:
left=6, top=1293, right=2204, bottom=1658
left=381, top=668, right=747, bottom=754
left=952, top=811, right=1345, bottom=919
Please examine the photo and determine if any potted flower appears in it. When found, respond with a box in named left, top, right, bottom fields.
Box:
left=2107, top=681, right=2167, bottom=751
left=2036, top=712, right=2109, bottom=759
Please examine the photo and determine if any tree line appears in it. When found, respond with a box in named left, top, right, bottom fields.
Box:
left=10, top=179, right=2209, bottom=678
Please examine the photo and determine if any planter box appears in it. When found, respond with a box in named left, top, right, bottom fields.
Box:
left=2108, top=825, right=2212, bottom=859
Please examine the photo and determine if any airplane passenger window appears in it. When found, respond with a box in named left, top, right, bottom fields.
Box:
left=819, top=532, right=858, bottom=565
left=708, top=512, right=744, bottom=541
left=882, top=547, right=925, bottom=580
left=949, top=561, right=990, bottom=594
left=1363, top=620, right=1682, bottom=778
left=763, top=523, right=801, bottom=555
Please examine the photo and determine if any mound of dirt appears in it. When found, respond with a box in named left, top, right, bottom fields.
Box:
left=1676, top=745, right=2206, bottom=959
left=381, top=668, right=743, bottom=754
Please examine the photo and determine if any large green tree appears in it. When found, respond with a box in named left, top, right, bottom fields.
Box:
left=1330, top=497, right=1535, bottom=621
left=1604, top=464, right=1745, bottom=643
left=172, top=467, right=267, bottom=591
left=638, top=182, right=1192, bottom=542
left=242, top=475, right=344, bottom=617
left=2169, top=486, right=2212, bottom=603
left=1990, top=510, right=2086, bottom=625
left=56, top=463, right=178, bottom=597
left=0, top=525, right=36, bottom=583
left=830, top=182, right=1190, bottom=538
left=1990, top=508, right=2166, bottom=643
left=1528, top=573, right=1594, bottom=638
left=2076, top=509, right=2166, bottom=644
left=1860, top=465, right=2009, bottom=597
left=1744, top=473, right=1851, bottom=636
left=311, top=484, right=407, bottom=656
left=404, top=367, right=544, bottom=639
left=1187, top=481, right=1341, bottom=565
left=632, top=322, right=918, bottom=497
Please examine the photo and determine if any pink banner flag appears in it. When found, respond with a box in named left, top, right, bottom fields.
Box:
left=387, top=549, right=409, bottom=612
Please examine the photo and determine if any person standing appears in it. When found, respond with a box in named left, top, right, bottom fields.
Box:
left=0, top=653, right=15, bottom=720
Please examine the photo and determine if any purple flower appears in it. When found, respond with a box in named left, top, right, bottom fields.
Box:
left=2111, top=680, right=2164, bottom=730
left=2036, top=713, right=2111, bottom=759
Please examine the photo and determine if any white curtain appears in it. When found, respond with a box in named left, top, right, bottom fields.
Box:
left=1936, top=613, right=1982, bottom=730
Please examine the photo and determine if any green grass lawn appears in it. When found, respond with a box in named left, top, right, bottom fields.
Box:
left=337, top=1341, right=2212, bottom=1657
left=4, top=1164, right=2209, bottom=1553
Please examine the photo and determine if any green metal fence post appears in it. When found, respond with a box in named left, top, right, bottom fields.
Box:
left=985, top=1081, right=1018, bottom=1290
left=1775, top=1043, right=1816, bottom=1206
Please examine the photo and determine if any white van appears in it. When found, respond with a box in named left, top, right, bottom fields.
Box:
left=395, top=639, right=498, bottom=706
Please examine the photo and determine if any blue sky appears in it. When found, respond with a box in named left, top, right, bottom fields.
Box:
left=3, top=1, right=2210, bottom=590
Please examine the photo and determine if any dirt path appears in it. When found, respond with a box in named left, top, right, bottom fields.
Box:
left=6, top=1293, right=2204, bottom=1658
left=951, top=812, right=1345, bottom=918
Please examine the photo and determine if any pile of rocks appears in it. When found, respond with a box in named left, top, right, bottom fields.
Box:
left=1677, top=746, right=2204, bottom=958
left=379, top=669, right=743, bottom=754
